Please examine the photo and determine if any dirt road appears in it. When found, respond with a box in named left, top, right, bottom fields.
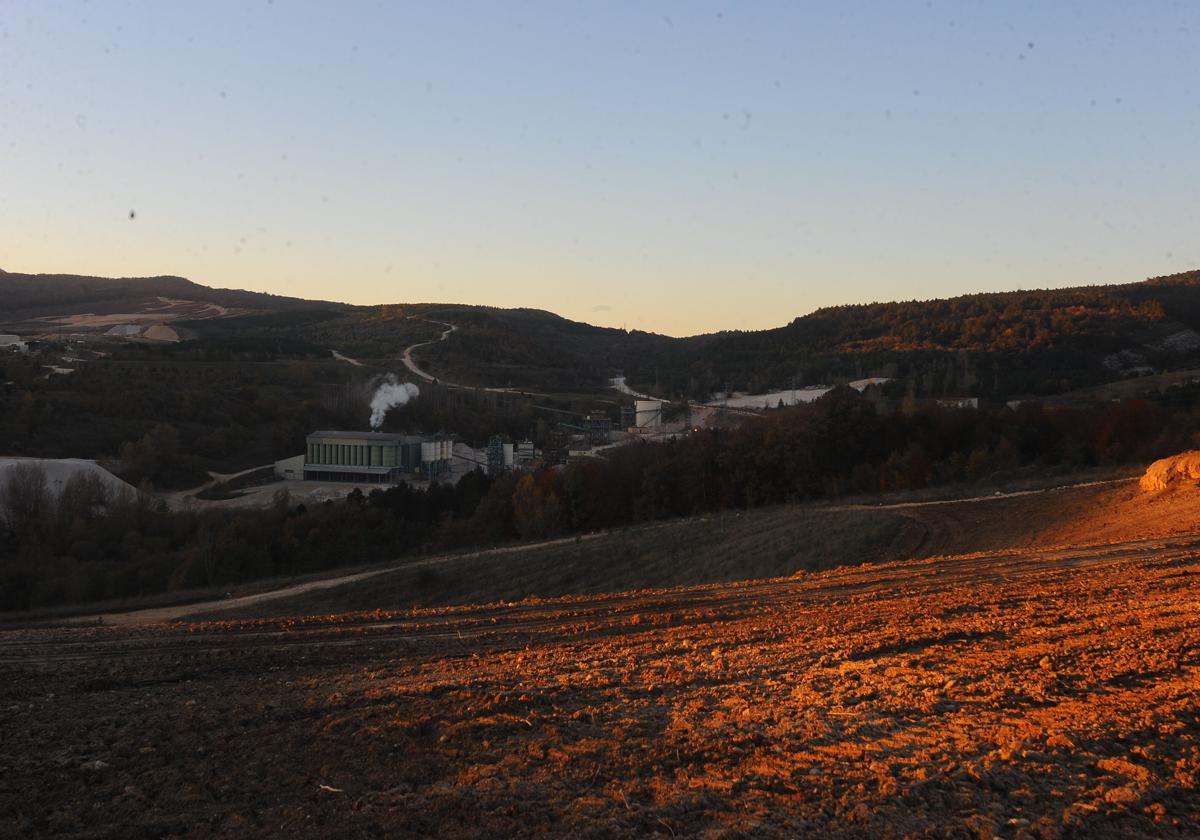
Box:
left=399, top=317, right=597, bottom=401
left=330, top=350, right=364, bottom=367
left=79, top=531, right=613, bottom=626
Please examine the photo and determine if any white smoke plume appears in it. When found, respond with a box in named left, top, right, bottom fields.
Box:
left=369, top=374, right=420, bottom=430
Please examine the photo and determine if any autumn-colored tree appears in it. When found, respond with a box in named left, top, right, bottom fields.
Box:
left=512, top=470, right=566, bottom=539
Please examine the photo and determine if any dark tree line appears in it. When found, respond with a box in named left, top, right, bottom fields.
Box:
left=3, top=387, right=1196, bottom=613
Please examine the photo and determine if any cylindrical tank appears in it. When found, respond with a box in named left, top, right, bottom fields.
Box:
left=635, top=399, right=663, bottom=428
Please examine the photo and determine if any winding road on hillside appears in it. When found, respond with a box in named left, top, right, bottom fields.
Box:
left=397, top=317, right=608, bottom=404
left=337, top=315, right=532, bottom=394
left=382, top=318, right=744, bottom=422
left=400, top=318, right=457, bottom=382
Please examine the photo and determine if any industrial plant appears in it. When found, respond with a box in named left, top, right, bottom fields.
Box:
left=485, top=437, right=537, bottom=475
left=267, top=380, right=660, bottom=490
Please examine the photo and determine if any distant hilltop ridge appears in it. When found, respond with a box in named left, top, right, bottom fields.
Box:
left=0, top=269, right=350, bottom=318
left=4, top=266, right=1200, bottom=402
left=3, top=265, right=1198, bottom=337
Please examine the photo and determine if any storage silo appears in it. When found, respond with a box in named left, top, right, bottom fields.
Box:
left=634, top=399, right=663, bottom=428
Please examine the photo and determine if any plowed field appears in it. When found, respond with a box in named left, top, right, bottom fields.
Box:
left=3, top=529, right=1198, bottom=838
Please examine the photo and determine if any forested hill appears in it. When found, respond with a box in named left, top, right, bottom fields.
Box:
left=409, top=303, right=713, bottom=393
left=411, top=270, right=1200, bottom=400
left=0, top=270, right=348, bottom=318
left=642, top=270, right=1200, bottom=400
left=6, top=266, right=1200, bottom=401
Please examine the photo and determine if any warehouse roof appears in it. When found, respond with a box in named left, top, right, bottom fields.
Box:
left=307, top=430, right=420, bottom=442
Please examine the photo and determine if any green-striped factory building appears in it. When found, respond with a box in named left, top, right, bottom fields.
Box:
left=301, top=430, right=453, bottom=483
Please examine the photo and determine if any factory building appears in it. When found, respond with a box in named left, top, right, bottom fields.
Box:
left=300, top=431, right=452, bottom=483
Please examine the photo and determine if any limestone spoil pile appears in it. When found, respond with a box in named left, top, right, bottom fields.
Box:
left=1139, top=451, right=1200, bottom=492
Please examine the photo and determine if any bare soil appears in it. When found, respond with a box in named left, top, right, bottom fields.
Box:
left=32, top=297, right=241, bottom=330
left=3, top=485, right=1199, bottom=837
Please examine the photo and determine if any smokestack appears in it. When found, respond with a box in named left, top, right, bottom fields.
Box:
left=369, top=374, right=420, bottom=430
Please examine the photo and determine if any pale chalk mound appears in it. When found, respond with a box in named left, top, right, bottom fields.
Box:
left=142, top=324, right=180, bottom=342
left=0, top=457, right=139, bottom=499
left=1139, top=451, right=1200, bottom=492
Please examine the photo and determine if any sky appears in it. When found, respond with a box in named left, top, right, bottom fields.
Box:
left=1, top=1, right=1198, bottom=336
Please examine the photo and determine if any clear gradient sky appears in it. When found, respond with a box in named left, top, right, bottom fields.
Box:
left=1, top=2, right=1197, bottom=336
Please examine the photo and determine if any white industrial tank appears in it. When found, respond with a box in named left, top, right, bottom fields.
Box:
left=634, top=399, right=663, bottom=428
